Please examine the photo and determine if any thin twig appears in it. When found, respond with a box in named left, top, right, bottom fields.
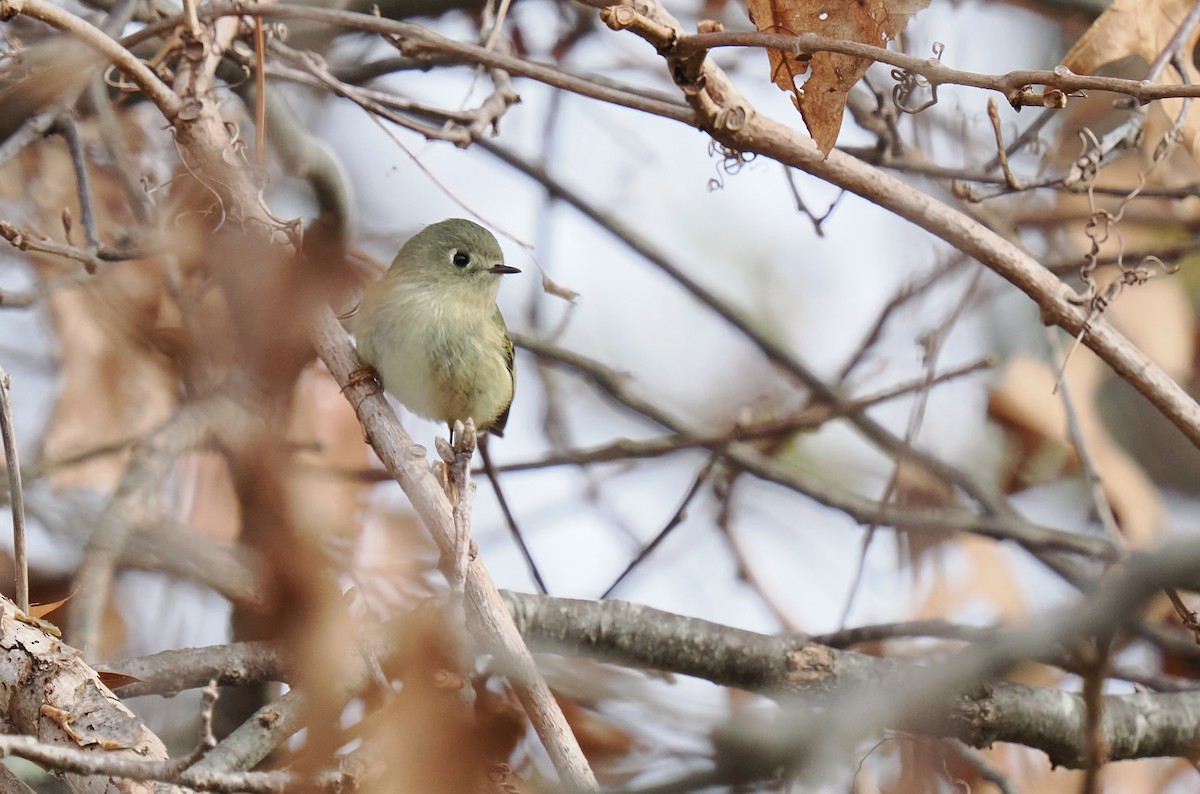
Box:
left=191, top=687, right=307, bottom=774
left=0, top=732, right=306, bottom=793
left=85, top=76, right=154, bottom=223
left=469, top=0, right=520, bottom=140
left=479, top=436, right=549, bottom=594
left=0, top=366, right=27, bottom=613
left=0, top=220, right=142, bottom=274
left=52, top=115, right=101, bottom=254
left=943, top=739, right=1020, bottom=794
left=983, top=106, right=1054, bottom=173
left=1079, top=639, right=1113, bottom=794
left=781, top=165, right=841, bottom=236
left=265, top=61, right=478, bottom=126
left=485, top=355, right=993, bottom=474
left=517, top=335, right=1115, bottom=562
left=836, top=256, right=964, bottom=384
left=253, top=17, right=267, bottom=168
left=838, top=267, right=984, bottom=627
left=121, top=3, right=694, bottom=124
left=1164, top=588, right=1200, bottom=643
left=986, top=97, right=1022, bottom=190
left=600, top=456, right=717, bottom=598
left=846, top=143, right=1200, bottom=199
left=713, top=479, right=803, bottom=631
left=483, top=142, right=1013, bottom=518
left=335, top=53, right=688, bottom=111
left=152, top=680, right=222, bottom=774
left=0, top=110, right=60, bottom=170
left=1047, top=329, right=1124, bottom=544
left=670, top=29, right=1200, bottom=104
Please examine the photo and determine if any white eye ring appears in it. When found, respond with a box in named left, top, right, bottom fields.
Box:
left=451, top=250, right=471, bottom=268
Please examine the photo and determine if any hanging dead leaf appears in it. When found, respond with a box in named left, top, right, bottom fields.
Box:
left=1060, top=0, right=1200, bottom=162
left=745, top=0, right=931, bottom=155
left=988, top=355, right=1166, bottom=546
left=1059, top=0, right=1194, bottom=77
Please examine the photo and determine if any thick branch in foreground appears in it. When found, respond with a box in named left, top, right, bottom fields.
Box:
left=0, top=596, right=185, bottom=793
left=503, top=543, right=1200, bottom=772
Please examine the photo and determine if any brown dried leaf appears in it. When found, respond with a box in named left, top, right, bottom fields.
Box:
left=39, top=259, right=179, bottom=492
left=28, top=594, right=70, bottom=619
left=988, top=355, right=1165, bottom=546
left=745, top=0, right=930, bottom=155
left=1060, top=0, right=1200, bottom=162
left=1060, top=0, right=1194, bottom=76
left=0, top=134, right=181, bottom=493
left=357, top=613, right=516, bottom=794
left=95, top=671, right=145, bottom=691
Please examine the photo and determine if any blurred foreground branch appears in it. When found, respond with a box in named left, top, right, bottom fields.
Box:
left=505, top=536, right=1200, bottom=776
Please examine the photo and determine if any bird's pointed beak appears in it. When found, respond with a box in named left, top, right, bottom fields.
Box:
left=489, top=264, right=521, bottom=275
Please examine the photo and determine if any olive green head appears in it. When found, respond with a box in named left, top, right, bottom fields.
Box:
left=390, top=218, right=520, bottom=288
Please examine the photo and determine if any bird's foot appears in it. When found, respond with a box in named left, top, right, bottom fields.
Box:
left=344, top=365, right=380, bottom=393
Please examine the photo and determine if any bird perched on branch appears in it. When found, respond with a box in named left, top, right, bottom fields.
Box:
left=352, top=218, right=520, bottom=436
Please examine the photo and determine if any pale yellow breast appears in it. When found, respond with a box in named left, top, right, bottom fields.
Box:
left=354, top=279, right=512, bottom=428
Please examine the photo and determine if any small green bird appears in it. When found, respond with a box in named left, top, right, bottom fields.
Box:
left=353, top=218, right=520, bottom=436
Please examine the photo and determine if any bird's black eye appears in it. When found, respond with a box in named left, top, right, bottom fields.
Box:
left=452, top=250, right=471, bottom=268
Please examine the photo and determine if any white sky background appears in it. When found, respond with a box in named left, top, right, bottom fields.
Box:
left=0, top=0, right=1189, bottom=789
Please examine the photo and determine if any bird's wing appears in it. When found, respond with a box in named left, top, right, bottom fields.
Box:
left=491, top=307, right=515, bottom=437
